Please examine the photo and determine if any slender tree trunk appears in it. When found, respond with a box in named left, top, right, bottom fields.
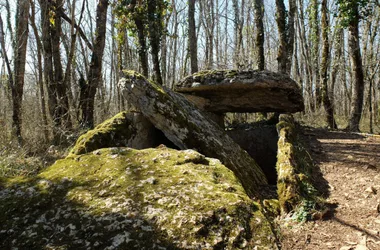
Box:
left=297, top=0, right=313, bottom=112
left=81, top=0, right=109, bottom=128
left=12, top=0, right=30, bottom=145
left=0, top=16, right=14, bottom=99
left=40, top=0, right=58, bottom=130
left=286, top=0, right=296, bottom=75
left=30, top=0, right=49, bottom=141
left=347, top=4, right=365, bottom=132
left=131, top=0, right=149, bottom=78
left=254, top=0, right=265, bottom=70
left=188, top=0, right=198, bottom=74
left=320, top=0, right=336, bottom=129
left=51, top=0, right=72, bottom=130
left=330, top=26, right=343, bottom=115
left=310, top=0, right=321, bottom=107
left=171, top=2, right=178, bottom=88
left=232, top=0, right=240, bottom=67
left=275, top=0, right=287, bottom=73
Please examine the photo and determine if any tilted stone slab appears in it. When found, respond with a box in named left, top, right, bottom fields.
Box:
left=175, top=70, right=304, bottom=113
left=119, top=70, right=268, bottom=198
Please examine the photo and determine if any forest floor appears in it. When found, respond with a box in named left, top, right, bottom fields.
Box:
left=281, top=128, right=380, bottom=250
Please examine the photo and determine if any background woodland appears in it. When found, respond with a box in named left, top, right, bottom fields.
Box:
left=0, top=0, right=379, bottom=153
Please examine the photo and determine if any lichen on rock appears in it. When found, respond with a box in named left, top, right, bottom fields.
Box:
left=0, top=147, right=278, bottom=249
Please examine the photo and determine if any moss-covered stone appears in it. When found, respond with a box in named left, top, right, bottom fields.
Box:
left=68, top=111, right=164, bottom=157
left=0, top=147, right=278, bottom=249
left=276, top=115, right=323, bottom=221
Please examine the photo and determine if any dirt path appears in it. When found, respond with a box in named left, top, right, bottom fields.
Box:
left=281, top=129, right=380, bottom=250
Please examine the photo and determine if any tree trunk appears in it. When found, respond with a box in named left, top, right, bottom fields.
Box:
left=30, top=0, right=49, bottom=141
left=51, top=0, right=72, bottom=130
left=275, top=0, right=287, bottom=73
left=320, top=0, right=336, bottom=129
left=254, top=0, right=265, bottom=70
left=12, top=0, right=30, bottom=145
left=188, top=0, right=198, bottom=74
left=286, top=0, right=296, bottom=75
left=80, top=0, right=109, bottom=128
left=130, top=0, right=149, bottom=78
left=147, top=0, right=163, bottom=85
left=0, top=16, right=14, bottom=101
left=347, top=4, right=365, bottom=132
left=232, top=0, right=240, bottom=67
left=310, top=0, right=321, bottom=107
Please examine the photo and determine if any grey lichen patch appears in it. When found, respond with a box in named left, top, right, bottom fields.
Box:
left=276, top=115, right=323, bottom=221
left=0, top=147, right=278, bottom=249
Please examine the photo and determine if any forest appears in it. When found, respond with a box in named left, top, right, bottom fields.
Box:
left=0, top=0, right=379, bottom=148
left=0, top=0, right=380, bottom=249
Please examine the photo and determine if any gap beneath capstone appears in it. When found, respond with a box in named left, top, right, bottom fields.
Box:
left=226, top=122, right=278, bottom=185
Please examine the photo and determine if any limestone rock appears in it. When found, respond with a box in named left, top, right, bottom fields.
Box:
left=0, top=147, right=278, bottom=249
left=175, top=70, right=304, bottom=113
left=68, top=111, right=173, bottom=156
left=276, top=114, right=323, bottom=218
left=119, top=70, right=268, bottom=198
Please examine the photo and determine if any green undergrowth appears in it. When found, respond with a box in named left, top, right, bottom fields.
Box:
left=0, top=147, right=278, bottom=249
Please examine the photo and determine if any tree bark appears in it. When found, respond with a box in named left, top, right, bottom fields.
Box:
left=30, top=0, right=49, bottom=141
left=254, top=0, right=265, bottom=70
left=80, top=0, right=109, bottom=128
left=347, top=4, right=365, bottom=132
left=12, top=0, right=30, bottom=145
left=275, top=0, right=287, bottom=73
left=320, top=0, right=337, bottom=129
left=147, top=0, right=163, bottom=85
left=130, top=0, right=149, bottom=78
left=51, top=0, right=72, bottom=130
left=310, top=0, right=321, bottom=107
left=188, top=0, right=198, bottom=74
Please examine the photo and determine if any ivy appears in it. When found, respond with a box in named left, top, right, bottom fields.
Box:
left=113, top=0, right=170, bottom=47
left=336, top=0, right=374, bottom=27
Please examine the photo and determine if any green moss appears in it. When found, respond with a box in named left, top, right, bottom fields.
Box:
left=0, top=147, right=278, bottom=249
left=276, top=115, right=324, bottom=221
left=122, top=70, right=165, bottom=94
left=68, top=112, right=137, bottom=156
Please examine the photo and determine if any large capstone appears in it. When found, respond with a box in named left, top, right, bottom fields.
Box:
left=0, top=147, right=278, bottom=249
left=175, top=70, right=304, bottom=113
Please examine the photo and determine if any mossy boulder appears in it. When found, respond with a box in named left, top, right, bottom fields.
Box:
left=0, top=147, right=278, bottom=249
left=69, top=111, right=172, bottom=157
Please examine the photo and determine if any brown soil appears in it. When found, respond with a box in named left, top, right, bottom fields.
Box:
left=281, top=128, right=380, bottom=250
